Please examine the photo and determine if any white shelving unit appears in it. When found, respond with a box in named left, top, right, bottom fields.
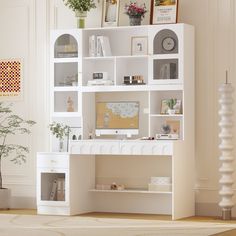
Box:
left=37, top=24, right=195, bottom=220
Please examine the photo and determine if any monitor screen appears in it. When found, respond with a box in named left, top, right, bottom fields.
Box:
left=96, top=102, right=139, bottom=130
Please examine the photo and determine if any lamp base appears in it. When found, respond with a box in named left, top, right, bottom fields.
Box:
left=222, top=209, right=231, bottom=220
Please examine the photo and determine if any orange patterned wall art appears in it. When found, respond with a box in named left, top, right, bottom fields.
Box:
left=0, top=59, right=23, bottom=100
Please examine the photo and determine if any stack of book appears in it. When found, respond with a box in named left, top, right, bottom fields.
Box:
left=89, top=35, right=112, bottom=57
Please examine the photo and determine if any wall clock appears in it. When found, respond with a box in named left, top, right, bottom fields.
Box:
left=162, top=37, right=176, bottom=52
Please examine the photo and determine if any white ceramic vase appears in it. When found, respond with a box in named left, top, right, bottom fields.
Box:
left=75, top=11, right=87, bottom=28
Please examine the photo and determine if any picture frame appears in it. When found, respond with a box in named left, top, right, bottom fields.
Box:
left=131, top=36, right=148, bottom=56
left=0, top=58, right=23, bottom=101
left=166, top=119, right=180, bottom=135
left=151, top=0, right=179, bottom=25
left=160, top=99, right=182, bottom=114
left=102, top=0, right=120, bottom=27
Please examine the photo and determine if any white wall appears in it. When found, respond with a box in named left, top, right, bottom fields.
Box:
left=179, top=0, right=236, bottom=216
left=0, top=0, right=50, bottom=208
left=1, top=0, right=236, bottom=216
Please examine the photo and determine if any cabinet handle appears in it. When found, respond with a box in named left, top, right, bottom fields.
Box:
left=51, top=169, right=55, bottom=172
left=51, top=160, right=57, bottom=163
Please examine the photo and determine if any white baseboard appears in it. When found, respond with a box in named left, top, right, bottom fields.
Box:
left=8, top=197, right=236, bottom=219
left=10, top=196, right=36, bottom=209
left=195, top=203, right=236, bottom=218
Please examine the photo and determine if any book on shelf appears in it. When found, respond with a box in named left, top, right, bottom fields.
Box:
left=49, top=177, right=65, bottom=201
left=57, top=178, right=65, bottom=201
left=89, top=35, right=96, bottom=57
left=96, top=36, right=112, bottom=57
left=49, top=179, right=58, bottom=200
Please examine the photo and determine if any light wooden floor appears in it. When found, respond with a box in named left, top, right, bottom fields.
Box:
left=1, top=209, right=236, bottom=224
left=0, top=210, right=236, bottom=235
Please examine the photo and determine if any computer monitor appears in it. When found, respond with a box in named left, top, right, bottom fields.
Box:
left=95, top=101, right=139, bottom=137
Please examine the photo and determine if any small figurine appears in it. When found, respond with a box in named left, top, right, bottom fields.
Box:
left=111, top=182, right=118, bottom=190
left=161, top=124, right=171, bottom=134
left=88, top=132, right=93, bottom=139
left=67, top=96, right=74, bottom=112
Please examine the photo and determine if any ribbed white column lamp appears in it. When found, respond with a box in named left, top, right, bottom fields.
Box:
left=218, top=72, right=234, bottom=220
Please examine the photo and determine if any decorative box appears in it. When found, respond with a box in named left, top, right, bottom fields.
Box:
left=151, top=176, right=171, bottom=185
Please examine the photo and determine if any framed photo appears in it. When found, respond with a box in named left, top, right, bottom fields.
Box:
left=102, top=0, right=120, bottom=27
left=131, top=36, right=148, bottom=56
left=166, top=119, right=180, bottom=135
left=160, top=99, right=182, bottom=114
left=151, top=0, right=179, bottom=24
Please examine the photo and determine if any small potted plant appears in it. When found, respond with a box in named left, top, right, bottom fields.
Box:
left=124, top=1, right=147, bottom=26
left=165, top=99, right=177, bottom=114
left=0, top=102, right=36, bottom=209
left=63, top=0, right=96, bottom=28
left=49, top=122, right=71, bottom=152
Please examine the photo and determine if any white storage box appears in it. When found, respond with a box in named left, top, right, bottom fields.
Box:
left=148, top=183, right=172, bottom=192
left=151, top=177, right=171, bottom=185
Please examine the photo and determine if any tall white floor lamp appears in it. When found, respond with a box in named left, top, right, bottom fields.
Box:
left=219, top=71, right=234, bottom=220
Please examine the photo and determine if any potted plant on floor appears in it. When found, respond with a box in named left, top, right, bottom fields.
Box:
left=62, top=0, right=96, bottom=28
left=0, top=102, right=36, bottom=209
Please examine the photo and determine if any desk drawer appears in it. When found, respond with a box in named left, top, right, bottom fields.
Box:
left=37, top=153, right=69, bottom=168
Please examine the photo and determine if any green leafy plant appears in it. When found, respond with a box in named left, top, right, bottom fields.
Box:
left=165, top=99, right=177, bottom=110
left=0, top=102, right=36, bottom=189
left=62, top=0, right=96, bottom=13
left=49, top=122, right=71, bottom=140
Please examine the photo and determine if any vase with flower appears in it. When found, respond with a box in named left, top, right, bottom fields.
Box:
left=49, top=122, right=71, bottom=152
left=124, top=1, right=147, bottom=26
left=63, top=0, right=96, bottom=28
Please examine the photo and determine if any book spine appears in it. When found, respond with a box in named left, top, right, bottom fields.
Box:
left=96, top=36, right=103, bottom=57
left=102, top=36, right=112, bottom=57
left=89, top=35, right=96, bottom=57
left=57, top=178, right=65, bottom=201
left=49, top=179, right=58, bottom=201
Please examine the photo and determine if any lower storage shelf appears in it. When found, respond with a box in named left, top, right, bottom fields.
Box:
left=89, top=189, right=172, bottom=194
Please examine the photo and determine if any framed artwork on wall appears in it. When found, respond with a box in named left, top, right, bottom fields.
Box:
left=102, top=0, right=120, bottom=27
left=151, top=0, right=178, bottom=24
left=0, top=58, right=23, bottom=100
left=131, top=36, right=148, bottom=55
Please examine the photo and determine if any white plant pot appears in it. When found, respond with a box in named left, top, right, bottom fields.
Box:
left=0, top=188, right=11, bottom=209
left=168, top=109, right=175, bottom=115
